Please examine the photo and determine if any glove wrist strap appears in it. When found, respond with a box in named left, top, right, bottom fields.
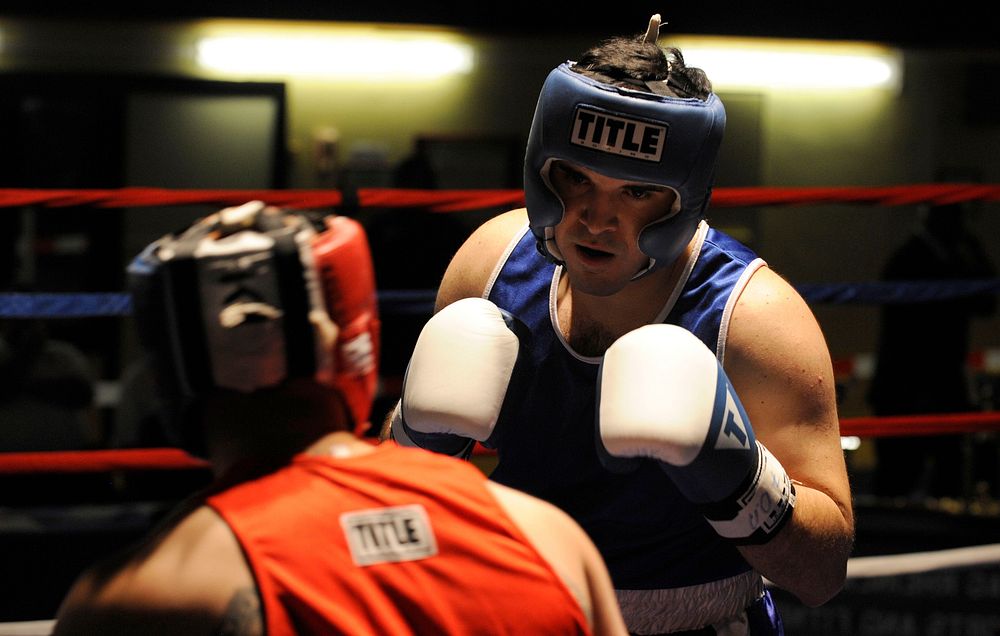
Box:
left=702, top=441, right=796, bottom=544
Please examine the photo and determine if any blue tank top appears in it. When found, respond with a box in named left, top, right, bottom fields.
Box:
left=485, top=222, right=765, bottom=592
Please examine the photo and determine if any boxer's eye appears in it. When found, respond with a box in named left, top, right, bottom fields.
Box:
left=553, top=162, right=589, bottom=186
left=624, top=186, right=652, bottom=200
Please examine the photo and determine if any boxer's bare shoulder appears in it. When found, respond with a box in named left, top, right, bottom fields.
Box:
left=435, top=208, right=529, bottom=312
left=485, top=481, right=629, bottom=636
left=54, top=506, right=259, bottom=635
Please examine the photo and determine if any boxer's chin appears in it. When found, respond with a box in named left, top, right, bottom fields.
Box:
left=562, top=247, right=645, bottom=298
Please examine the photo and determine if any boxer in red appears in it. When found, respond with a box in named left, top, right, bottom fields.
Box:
left=53, top=202, right=627, bottom=635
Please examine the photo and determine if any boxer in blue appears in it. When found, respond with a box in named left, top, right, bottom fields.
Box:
left=388, top=15, right=853, bottom=635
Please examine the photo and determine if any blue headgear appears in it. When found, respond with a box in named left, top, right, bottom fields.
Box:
left=524, top=62, right=726, bottom=276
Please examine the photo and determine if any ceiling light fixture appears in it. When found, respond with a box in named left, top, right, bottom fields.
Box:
left=668, top=38, right=900, bottom=91
left=197, top=30, right=473, bottom=79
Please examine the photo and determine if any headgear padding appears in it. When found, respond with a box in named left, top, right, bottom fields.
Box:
left=524, top=62, right=726, bottom=274
left=127, top=202, right=380, bottom=441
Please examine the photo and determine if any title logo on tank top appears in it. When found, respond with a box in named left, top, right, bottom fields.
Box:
left=571, top=106, right=667, bottom=162
left=341, top=504, right=438, bottom=566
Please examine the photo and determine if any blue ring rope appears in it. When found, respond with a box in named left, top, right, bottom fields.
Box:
left=1, top=281, right=999, bottom=318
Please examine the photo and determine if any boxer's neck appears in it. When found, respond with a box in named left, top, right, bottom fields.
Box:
left=558, top=242, right=691, bottom=356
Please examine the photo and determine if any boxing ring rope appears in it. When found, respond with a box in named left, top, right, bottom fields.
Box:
left=0, top=187, right=527, bottom=212
left=0, top=411, right=997, bottom=475
left=1, top=182, right=999, bottom=458
left=2, top=184, right=1000, bottom=319
left=2, top=183, right=1000, bottom=210
left=0, top=448, right=208, bottom=475
left=4, top=541, right=999, bottom=635
left=5, top=280, right=1000, bottom=319
left=0, top=620, right=53, bottom=636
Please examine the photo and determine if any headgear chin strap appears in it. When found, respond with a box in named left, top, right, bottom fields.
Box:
left=524, top=62, right=726, bottom=277
left=127, top=201, right=380, bottom=449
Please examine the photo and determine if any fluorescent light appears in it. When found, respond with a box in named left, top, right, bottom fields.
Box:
left=197, top=34, right=473, bottom=79
left=687, top=50, right=895, bottom=89
left=668, top=38, right=900, bottom=91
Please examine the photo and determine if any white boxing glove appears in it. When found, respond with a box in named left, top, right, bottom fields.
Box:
left=597, top=324, right=796, bottom=544
left=392, top=297, right=525, bottom=458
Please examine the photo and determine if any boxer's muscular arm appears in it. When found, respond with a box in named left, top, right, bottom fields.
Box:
left=487, top=482, right=629, bottom=636
left=435, top=208, right=529, bottom=311
left=54, top=506, right=261, bottom=635
left=725, top=266, right=854, bottom=607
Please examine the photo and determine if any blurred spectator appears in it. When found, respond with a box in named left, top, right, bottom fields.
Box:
left=869, top=202, right=997, bottom=499
left=0, top=214, right=98, bottom=451
left=0, top=319, right=98, bottom=451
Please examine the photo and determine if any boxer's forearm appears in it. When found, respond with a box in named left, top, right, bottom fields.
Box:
left=738, top=484, right=853, bottom=607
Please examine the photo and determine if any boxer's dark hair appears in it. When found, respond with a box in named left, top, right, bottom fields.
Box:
left=572, top=37, right=712, bottom=101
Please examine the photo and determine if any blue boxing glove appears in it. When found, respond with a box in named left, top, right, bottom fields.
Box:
left=597, top=324, right=796, bottom=544
left=391, top=297, right=526, bottom=458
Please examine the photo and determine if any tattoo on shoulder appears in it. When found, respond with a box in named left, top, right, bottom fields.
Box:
left=216, top=586, right=263, bottom=636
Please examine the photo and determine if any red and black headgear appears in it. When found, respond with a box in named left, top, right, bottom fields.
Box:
left=127, top=201, right=380, bottom=445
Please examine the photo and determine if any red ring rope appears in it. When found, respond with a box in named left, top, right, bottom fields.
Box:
left=0, top=448, right=209, bottom=474
left=0, top=412, right=997, bottom=473
left=1, top=183, right=1000, bottom=212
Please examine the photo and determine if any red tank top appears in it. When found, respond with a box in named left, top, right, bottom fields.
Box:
left=207, top=444, right=591, bottom=635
